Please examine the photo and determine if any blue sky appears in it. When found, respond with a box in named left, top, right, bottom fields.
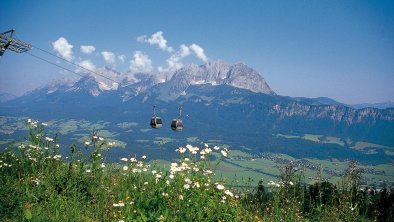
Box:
left=1, top=0, right=393, bottom=104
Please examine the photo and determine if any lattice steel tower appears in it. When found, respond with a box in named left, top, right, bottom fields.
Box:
left=0, top=29, right=32, bottom=56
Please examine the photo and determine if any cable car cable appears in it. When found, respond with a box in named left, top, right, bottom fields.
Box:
left=29, top=44, right=123, bottom=85
left=27, top=50, right=169, bottom=130
left=27, top=50, right=171, bottom=130
left=26, top=51, right=86, bottom=79
left=13, top=36, right=186, bottom=130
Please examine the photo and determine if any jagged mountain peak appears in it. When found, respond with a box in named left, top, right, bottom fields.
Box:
left=168, top=60, right=274, bottom=94
left=69, top=70, right=122, bottom=96
left=2, top=60, right=394, bottom=148
left=66, top=75, right=117, bottom=96
left=18, top=60, right=275, bottom=99
left=68, top=75, right=103, bottom=96
left=27, top=78, right=77, bottom=95
left=226, top=62, right=274, bottom=94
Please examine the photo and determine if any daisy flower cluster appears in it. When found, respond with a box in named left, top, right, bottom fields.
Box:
left=13, top=118, right=63, bottom=166
left=109, top=143, right=240, bottom=221
left=119, top=155, right=150, bottom=174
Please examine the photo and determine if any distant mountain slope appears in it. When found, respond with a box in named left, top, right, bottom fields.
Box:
left=1, top=61, right=393, bottom=149
left=0, top=92, right=16, bottom=102
left=292, top=97, right=347, bottom=107
left=351, top=102, right=394, bottom=110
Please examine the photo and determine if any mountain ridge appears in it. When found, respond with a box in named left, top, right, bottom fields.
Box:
left=351, top=101, right=394, bottom=110
left=1, top=61, right=393, bottom=148
left=25, top=61, right=274, bottom=99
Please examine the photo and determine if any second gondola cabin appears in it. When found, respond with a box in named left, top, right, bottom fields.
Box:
left=171, top=106, right=184, bottom=131
left=171, top=118, right=183, bottom=131
left=150, top=116, right=162, bottom=128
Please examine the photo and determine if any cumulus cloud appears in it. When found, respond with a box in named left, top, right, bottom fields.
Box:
left=180, top=44, right=191, bottom=57
left=80, top=45, right=96, bottom=54
left=158, top=45, right=191, bottom=72
left=137, top=31, right=173, bottom=53
left=136, top=31, right=209, bottom=72
left=118, top=54, right=126, bottom=63
left=190, top=44, right=208, bottom=62
left=78, top=60, right=96, bottom=72
left=101, top=51, right=116, bottom=65
left=158, top=54, right=183, bottom=72
left=129, top=51, right=153, bottom=73
left=52, top=37, right=73, bottom=61
left=158, top=43, right=208, bottom=72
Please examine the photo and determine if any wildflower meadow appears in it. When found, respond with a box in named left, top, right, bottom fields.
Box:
left=0, top=119, right=393, bottom=221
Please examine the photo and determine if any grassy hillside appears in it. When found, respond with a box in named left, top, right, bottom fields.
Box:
left=1, top=120, right=393, bottom=221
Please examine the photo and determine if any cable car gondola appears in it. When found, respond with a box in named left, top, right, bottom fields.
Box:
left=150, top=105, right=162, bottom=128
left=171, top=106, right=184, bottom=131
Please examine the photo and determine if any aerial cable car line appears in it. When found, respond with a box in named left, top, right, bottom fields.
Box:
left=28, top=48, right=187, bottom=131
left=28, top=49, right=185, bottom=131
left=2, top=29, right=123, bottom=85
left=30, top=43, right=124, bottom=85
left=26, top=49, right=123, bottom=85
left=0, top=29, right=99, bottom=81
left=26, top=52, right=87, bottom=79
left=3, top=29, right=185, bottom=130
left=28, top=50, right=184, bottom=131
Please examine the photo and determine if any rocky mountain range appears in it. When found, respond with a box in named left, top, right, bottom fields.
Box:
left=37, top=61, right=275, bottom=99
left=166, top=61, right=274, bottom=95
left=1, top=61, right=393, bottom=153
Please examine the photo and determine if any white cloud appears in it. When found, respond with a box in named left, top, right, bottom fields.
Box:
left=190, top=44, right=208, bottom=62
left=136, top=31, right=209, bottom=72
left=158, top=45, right=185, bottom=72
left=158, top=43, right=208, bottom=72
left=118, top=54, right=126, bottom=63
left=180, top=44, right=190, bottom=57
left=78, top=60, right=96, bottom=72
left=158, top=54, right=183, bottom=72
left=101, top=51, right=116, bottom=64
left=52, top=37, right=73, bottom=61
left=137, top=31, right=173, bottom=53
left=129, top=51, right=153, bottom=73
left=80, top=45, right=96, bottom=54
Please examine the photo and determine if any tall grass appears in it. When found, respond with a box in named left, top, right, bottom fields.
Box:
left=0, top=118, right=393, bottom=221
left=0, top=119, right=253, bottom=221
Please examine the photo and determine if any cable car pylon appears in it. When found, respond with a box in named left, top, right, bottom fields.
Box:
left=0, top=29, right=32, bottom=57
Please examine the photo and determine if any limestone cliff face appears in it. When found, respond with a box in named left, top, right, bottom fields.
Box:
left=169, top=61, right=275, bottom=95
left=224, top=62, right=274, bottom=94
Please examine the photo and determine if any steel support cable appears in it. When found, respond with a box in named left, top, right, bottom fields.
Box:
left=13, top=35, right=123, bottom=86
left=25, top=46, right=187, bottom=128
left=26, top=51, right=86, bottom=78
left=25, top=51, right=140, bottom=96
left=32, top=45, right=123, bottom=85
